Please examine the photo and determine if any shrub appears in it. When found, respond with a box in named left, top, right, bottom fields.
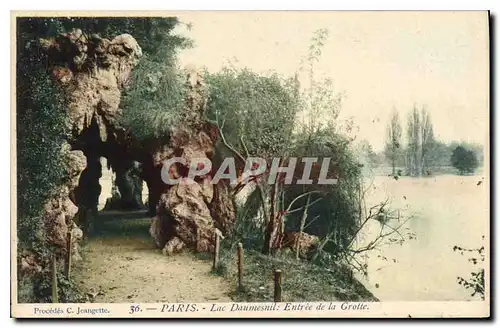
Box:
left=120, top=58, right=186, bottom=140
left=17, top=34, right=68, bottom=247
left=204, top=66, right=300, bottom=158
left=451, top=145, right=479, bottom=174
left=284, top=130, right=362, bottom=253
left=453, top=243, right=485, bottom=300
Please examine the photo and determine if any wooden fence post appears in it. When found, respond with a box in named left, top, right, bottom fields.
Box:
left=52, top=255, right=59, bottom=303
left=213, top=231, right=220, bottom=270
left=65, top=231, right=72, bottom=279
left=237, top=242, right=244, bottom=290
left=274, top=269, right=282, bottom=302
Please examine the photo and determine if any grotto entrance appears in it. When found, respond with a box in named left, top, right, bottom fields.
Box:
left=71, top=114, right=153, bottom=237
left=38, top=29, right=235, bottom=259
left=97, top=158, right=149, bottom=212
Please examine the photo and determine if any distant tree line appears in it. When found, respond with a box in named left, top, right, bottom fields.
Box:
left=357, top=105, right=483, bottom=177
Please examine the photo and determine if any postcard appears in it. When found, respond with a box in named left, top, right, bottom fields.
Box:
left=11, top=10, right=490, bottom=318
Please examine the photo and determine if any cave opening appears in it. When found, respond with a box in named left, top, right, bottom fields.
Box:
left=101, top=155, right=147, bottom=212
left=70, top=114, right=154, bottom=237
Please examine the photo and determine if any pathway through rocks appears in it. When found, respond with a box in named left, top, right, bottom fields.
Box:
left=73, top=210, right=232, bottom=303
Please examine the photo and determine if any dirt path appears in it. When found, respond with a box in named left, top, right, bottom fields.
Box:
left=73, top=210, right=232, bottom=303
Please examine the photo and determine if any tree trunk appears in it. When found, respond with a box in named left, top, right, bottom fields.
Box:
left=392, top=156, right=396, bottom=176
left=263, top=181, right=279, bottom=255
left=296, top=194, right=311, bottom=260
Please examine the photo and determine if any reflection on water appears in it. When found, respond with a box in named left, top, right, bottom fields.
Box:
left=355, top=174, right=488, bottom=301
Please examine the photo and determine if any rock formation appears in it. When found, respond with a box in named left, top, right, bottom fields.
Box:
left=40, top=29, right=142, bottom=139
left=41, top=28, right=144, bottom=213
left=42, top=144, right=86, bottom=259
left=148, top=69, right=236, bottom=255
left=37, top=28, right=236, bottom=257
left=282, top=231, right=320, bottom=258
left=36, top=29, right=143, bottom=259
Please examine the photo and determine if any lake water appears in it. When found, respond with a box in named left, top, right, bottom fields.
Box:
left=355, top=173, right=489, bottom=301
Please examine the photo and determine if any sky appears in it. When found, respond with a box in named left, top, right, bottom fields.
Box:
left=173, top=11, right=489, bottom=151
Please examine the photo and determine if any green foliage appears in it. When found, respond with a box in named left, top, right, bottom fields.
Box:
left=451, top=145, right=479, bottom=174
left=207, top=28, right=364, bottom=262
left=17, top=17, right=190, bottom=56
left=17, top=24, right=68, bottom=247
left=296, top=28, right=348, bottom=136
left=233, top=188, right=266, bottom=248
left=210, top=241, right=377, bottom=302
left=427, top=141, right=483, bottom=172
left=203, top=52, right=364, bottom=259
left=298, top=77, right=344, bottom=134
left=285, top=130, right=362, bottom=248
left=22, top=270, right=88, bottom=303
left=419, top=107, right=435, bottom=174
left=18, top=276, right=38, bottom=303
left=377, top=139, right=484, bottom=176
left=425, top=140, right=452, bottom=168
left=403, top=105, right=436, bottom=176
left=405, top=106, right=421, bottom=176
left=377, top=103, right=484, bottom=176
left=453, top=243, right=485, bottom=300
left=272, top=56, right=362, bottom=255
left=204, top=66, right=301, bottom=158
left=204, top=66, right=304, bottom=254
left=120, top=59, right=187, bottom=140
left=271, top=28, right=364, bottom=258
left=116, top=18, right=192, bottom=140
left=17, top=18, right=72, bottom=304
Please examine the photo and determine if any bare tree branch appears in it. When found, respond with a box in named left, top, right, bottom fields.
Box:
left=285, top=191, right=324, bottom=214
left=286, top=196, right=323, bottom=214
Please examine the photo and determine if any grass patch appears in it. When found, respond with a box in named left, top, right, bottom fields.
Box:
left=200, top=241, right=378, bottom=303
left=18, top=265, right=89, bottom=304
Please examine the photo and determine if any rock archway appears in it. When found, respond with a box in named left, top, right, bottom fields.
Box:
left=39, top=28, right=236, bottom=260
